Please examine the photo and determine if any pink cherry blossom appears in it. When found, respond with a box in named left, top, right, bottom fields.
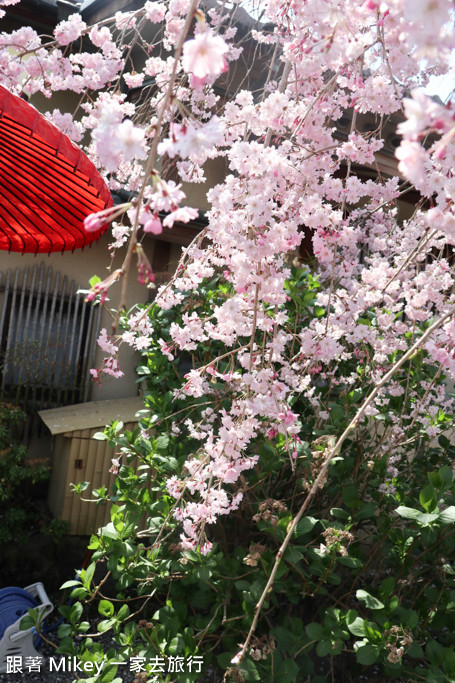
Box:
left=54, top=13, right=86, bottom=46
left=182, top=30, right=228, bottom=79
left=143, top=216, right=163, bottom=235
left=162, top=206, right=198, bottom=228
left=4, top=0, right=455, bottom=554
left=395, top=140, right=429, bottom=190
left=109, top=458, right=120, bottom=474
left=144, top=1, right=166, bottom=23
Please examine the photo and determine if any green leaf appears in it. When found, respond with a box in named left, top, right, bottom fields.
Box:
left=396, top=507, right=439, bottom=525
left=419, top=486, right=437, bottom=512
left=273, top=658, right=299, bottom=683
left=99, top=522, right=120, bottom=540
left=99, top=600, right=114, bottom=618
left=19, top=614, right=36, bottom=630
left=357, top=502, right=377, bottom=520
left=356, top=589, right=384, bottom=610
left=388, top=596, right=399, bottom=612
left=98, top=618, right=116, bottom=632
left=316, top=639, right=338, bottom=657
left=416, top=512, right=440, bottom=526
left=395, top=608, right=419, bottom=629
left=395, top=506, right=420, bottom=520
left=364, top=621, right=381, bottom=639
left=239, top=658, right=261, bottom=681
left=348, top=388, right=364, bottom=403
left=408, top=642, right=424, bottom=659
left=330, top=508, right=349, bottom=520
left=93, top=431, right=108, bottom=441
left=69, top=602, right=83, bottom=624
left=438, top=435, right=450, bottom=449
left=429, top=465, right=453, bottom=491
left=295, top=516, right=318, bottom=536
left=84, top=562, right=96, bottom=587
left=196, top=565, right=211, bottom=581
left=439, top=466, right=453, bottom=487
left=284, top=547, right=303, bottom=564
left=89, top=275, right=101, bottom=287
left=380, top=577, right=395, bottom=599
left=155, top=435, right=170, bottom=452
left=58, top=623, right=73, bottom=639
left=347, top=617, right=366, bottom=637
left=70, top=587, right=88, bottom=600
left=98, top=665, right=119, bottom=683
left=342, top=484, right=359, bottom=508
left=439, top=506, right=455, bottom=524
left=168, top=635, right=184, bottom=655
left=329, top=404, right=345, bottom=425
left=355, top=643, right=379, bottom=665
left=337, top=556, right=363, bottom=569
left=71, top=481, right=90, bottom=494
left=425, top=668, right=452, bottom=683
left=117, top=604, right=130, bottom=621
left=305, top=622, right=326, bottom=641
left=60, top=580, right=81, bottom=590
left=56, top=636, right=76, bottom=655
left=426, top=639, right=445, bottom=666
left=346, top=609, right=358, bottom=624
left=428, top=471, right=443, bottom=488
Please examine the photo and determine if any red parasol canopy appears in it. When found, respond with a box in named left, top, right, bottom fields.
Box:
left=0, top=85, right=112, bottom=254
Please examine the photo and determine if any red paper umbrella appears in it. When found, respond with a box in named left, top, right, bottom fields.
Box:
left=0, top=85, right=112, bottom=254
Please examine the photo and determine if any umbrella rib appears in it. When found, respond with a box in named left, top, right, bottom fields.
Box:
left=0, top=84, right=111, bottom=205
left=0, top=222, right=14, bottom=251
left=0, top=162, right=97, bottom=228
left=5, top=118, right=93, bottom=185
left=0, top=132, right=104, bottom=211
left=0, top=182, right=72, bottom=253
left=0, top=185, right=84, bottom=250
left=0, top=85, right=112, bottom=253
left=0, top=211, right=42, bottom=253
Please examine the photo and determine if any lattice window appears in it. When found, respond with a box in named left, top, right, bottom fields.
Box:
left=0, top=263, right=101, bottom=411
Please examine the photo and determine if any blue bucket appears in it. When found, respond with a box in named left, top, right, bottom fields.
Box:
left=0, top=587, right=38, bottom=641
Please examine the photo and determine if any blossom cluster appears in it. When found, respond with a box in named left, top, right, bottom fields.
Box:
left=2, top=0, right=454, bottom=551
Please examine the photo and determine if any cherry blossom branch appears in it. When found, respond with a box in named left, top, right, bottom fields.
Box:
left=382, top=226, right=435, bottom=294
left=113, top=0, right=201, bottom=328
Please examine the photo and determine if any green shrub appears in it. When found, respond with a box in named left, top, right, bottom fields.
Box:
left=0, top=403, right=50, bottom=543
left=59, top=269, right=455, bottom=683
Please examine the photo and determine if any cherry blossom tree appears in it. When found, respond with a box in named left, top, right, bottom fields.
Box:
left=3, top=0, right=455, bottom=677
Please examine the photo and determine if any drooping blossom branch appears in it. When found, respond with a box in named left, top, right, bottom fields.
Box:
left=3, top=0, right=455, bottom=557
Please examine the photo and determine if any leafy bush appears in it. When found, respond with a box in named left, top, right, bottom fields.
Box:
left=53, top=269, right=455, bottom=683
left=0, top=403, right=51, bottom=543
